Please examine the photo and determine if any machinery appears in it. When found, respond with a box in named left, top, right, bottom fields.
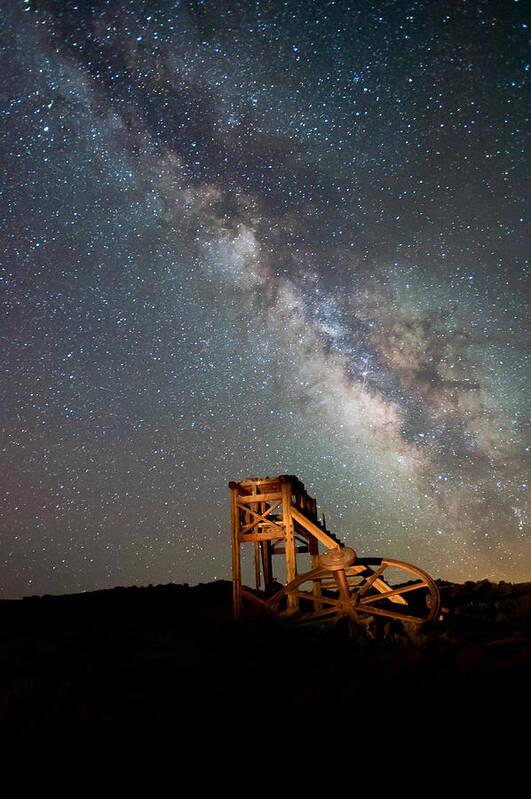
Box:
left=229, top=475, right=441, bottom=634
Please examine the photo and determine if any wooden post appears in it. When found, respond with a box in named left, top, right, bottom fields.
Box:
left=308, top=534, right=323, bottom=613
left=252, top=485, right=261, bottom=589
left=280, top=476, right=297, bottom=610
left=229, top=476, right=328, bottom=617
left=254, top=542, right=261, bottom=589
left=261, top=540, right=272, bottom=590
left=229, top=482, right=242, bottom=619
left=260, top=493, right=272, bottom=590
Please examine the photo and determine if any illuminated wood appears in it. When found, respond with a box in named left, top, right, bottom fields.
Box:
left=261, top=540, right=272, bottom=589
left=238, top=501, right=284, bottom=534
left=228, top=475, right=441, bottom=631
left=230, top=483, right=242, bottom=619
left=236, top=492, right=283, bottom=504
left=290, top=506, right=339, bottom=551
left=359, top=581, right=427, bottom=605
left=239, top=530, right=288, bottom=542
left=229, top=475, right=326, bottom=616
left=240, top=586, right=270, bottom=609
left=281, top=478, right=297, bottom=610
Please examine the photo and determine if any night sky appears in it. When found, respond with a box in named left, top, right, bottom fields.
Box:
left=1, top=0, right=528, bottom=599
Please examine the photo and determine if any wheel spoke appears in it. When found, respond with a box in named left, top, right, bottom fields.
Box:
left=262, top=556, right=440, bottom=630
left=356, top=563, right=388, bottom=597
left=359, top=580, right=427, bottom=605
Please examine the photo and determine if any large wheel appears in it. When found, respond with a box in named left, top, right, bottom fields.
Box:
left=268, top=556, right=441, bottom=633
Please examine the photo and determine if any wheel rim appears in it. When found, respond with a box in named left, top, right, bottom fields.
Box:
left=268, top=557, right=441, bottom=628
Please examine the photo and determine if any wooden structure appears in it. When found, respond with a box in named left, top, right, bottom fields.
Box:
left=229, top=475, right=441, bottom=632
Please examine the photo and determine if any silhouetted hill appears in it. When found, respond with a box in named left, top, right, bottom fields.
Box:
left=2, top=579, right=530, bottom=732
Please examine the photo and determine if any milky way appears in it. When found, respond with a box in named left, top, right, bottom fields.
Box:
left=1, top=0, right=528, bottom=598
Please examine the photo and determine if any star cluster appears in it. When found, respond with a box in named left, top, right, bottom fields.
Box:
left=1, top=0, right=528, bottom=598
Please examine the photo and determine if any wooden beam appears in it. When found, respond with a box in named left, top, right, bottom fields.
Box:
left=308, top=533, right=323, bottom=612
left=254, top=541, right=261, bottom=590
left=230, top=484, right=242, bottom=619
left=359, top=580, right=427, bottom=605
left=261, top=540, right=272, bottom=589
left=235, top=492, right=283, bottom=504
left=240, top=587, right=270, bottom=610
left=281, top=478, right=298, bottom=610
left=239, top=529, right=287, bottom=542
left=290, top=506, right=340, bottom=551
left=237, top=501, right=284, bottom=534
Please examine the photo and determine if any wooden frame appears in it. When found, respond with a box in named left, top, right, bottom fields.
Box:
left=229, top=475, right=441, bottom=630
left=229, top=475, right=338, bottom=618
